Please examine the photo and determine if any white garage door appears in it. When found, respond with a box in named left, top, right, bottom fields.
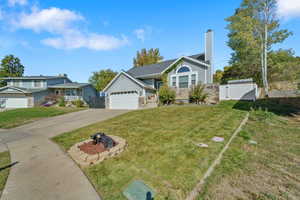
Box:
left=109, top=91, right=139, bottom=110
left=5, top=98, right=29, bottom=108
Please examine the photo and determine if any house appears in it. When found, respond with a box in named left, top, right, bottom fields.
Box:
left=103, top=30, right=214, bottom=109
left=0, top=75, right=99, bottom=108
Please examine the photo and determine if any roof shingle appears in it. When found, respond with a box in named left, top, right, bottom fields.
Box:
left=126, top=53, right=205, bottom=78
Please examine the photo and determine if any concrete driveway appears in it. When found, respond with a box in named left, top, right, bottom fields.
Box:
left=0, top=109, right=128, bottom=200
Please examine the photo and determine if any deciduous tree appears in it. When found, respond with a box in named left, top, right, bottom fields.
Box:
left=133, top=48, right=163, bottom=67
left=89, top=69, right=117, bottom=91
left=0, top=55, right=25, bottom=87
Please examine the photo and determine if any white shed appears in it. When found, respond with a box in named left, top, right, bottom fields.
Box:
left=219, top=79, right=259, bottom=101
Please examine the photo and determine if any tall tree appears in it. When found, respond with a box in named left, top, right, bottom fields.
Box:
left=89, top=69, right=117, bottom=91
left=0, top=55, right=25, bottom=87
left=133, top=48, right=163, bottom=67
left=226, top=0, right=291, bottom=94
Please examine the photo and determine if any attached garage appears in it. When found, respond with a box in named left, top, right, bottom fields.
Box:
left=109, top=91, right=139, bottom=110
left=0, top=86, right=48, bottom=109
left=3, top=97, right=29, bottom=108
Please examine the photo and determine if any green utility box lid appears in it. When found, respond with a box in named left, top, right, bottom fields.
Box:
left=123, top=180, right=155, bottom=200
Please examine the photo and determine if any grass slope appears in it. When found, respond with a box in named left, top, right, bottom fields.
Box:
left=53, top=105, right=246, bottom=200
left=0, top=107, right=83, bottom=129
left=198, top=108, right=300, bottom=199
left=0, top=151, right=11, bottom=197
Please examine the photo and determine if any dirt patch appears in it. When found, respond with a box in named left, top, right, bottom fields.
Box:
left=78, top=141, right=107, bottom=155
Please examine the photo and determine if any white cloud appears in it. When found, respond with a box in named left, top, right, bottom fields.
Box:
left=17, top=7, right=83, bottom=34
left=134, top=29, right=146, bottom=42
left=277, top=0, right=300, bottom=18
left=8, top=0, right=27, bottom=7
left=134, top=26, right=152, bottom=42
left=42, top=33, right=128, bottom=50
left=13, top=7, right=128, bottom=50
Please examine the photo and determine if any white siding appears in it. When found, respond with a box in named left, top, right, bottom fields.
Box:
left=219, top=83, right=258, bottom=101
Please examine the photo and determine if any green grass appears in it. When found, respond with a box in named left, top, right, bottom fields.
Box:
left=0, top=151, right=11, bottom=197
left=197, top=105, right=300, bottom=199
left=0, top=107, right=84, bottom=129
left=53, top=104, right=246, bottom=200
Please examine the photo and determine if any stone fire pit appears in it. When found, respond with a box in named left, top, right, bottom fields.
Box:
left=68, top=135, right=126, bottom=167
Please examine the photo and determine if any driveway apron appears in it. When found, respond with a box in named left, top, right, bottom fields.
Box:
left=0, top=109, right=128, bottom=200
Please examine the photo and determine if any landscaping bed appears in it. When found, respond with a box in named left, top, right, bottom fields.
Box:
left=53, top=104, right=246, bottom=200
left=0, top=107, right=84, bottom=129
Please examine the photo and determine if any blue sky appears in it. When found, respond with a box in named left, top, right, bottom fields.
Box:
left=0, top=0, right=300, bottom=82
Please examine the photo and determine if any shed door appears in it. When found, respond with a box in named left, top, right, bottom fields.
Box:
left=5, top=97, right=29, bottom=108
left=109, top=91, right=139, bottom=110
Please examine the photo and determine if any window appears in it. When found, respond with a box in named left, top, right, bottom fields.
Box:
left=177, top=66, right=190, bottom=73
left=191, top=74, right=196, bottom=85
left=179, top=75, right=189, bottom=88
left=65, top=89, right=71, bottom=96
left=172, top=77, right=176, bottom=87
left=34, top=80, right=42, bottom=88
left=13, top=81, right=21, bottom=87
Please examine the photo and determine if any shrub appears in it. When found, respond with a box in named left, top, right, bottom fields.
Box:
left=73, top=99, right=84, bottom=108
left=158, top=86, right=176, bottom=105
left=58, top=97, right=66, bottom=107
left=189, top=84, right=208, bottom=104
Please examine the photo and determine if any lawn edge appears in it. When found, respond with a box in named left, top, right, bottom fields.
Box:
left=186, top=112, right=249, bottom=200
left=0, top=150, right=11, bottom=198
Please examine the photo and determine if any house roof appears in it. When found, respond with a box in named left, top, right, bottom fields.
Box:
left=126, top=53, right=206, bottom=78
left=0, top=86, right=48, bottom=94
left=103, top=71, right=156, bottom=92
left=47, top=83, right=91, bottom=89
left=1, top=75, right=69, bottom=80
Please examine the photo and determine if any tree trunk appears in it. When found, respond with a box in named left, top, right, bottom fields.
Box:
left=264, top=22, right=269, bottom=97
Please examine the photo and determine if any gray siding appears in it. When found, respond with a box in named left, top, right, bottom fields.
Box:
left=32, top=90, right=49, bottom=106
left=167, top=59, right=208, bottom=85
left=46, top=78, right=71, bottom=86
left=105, top=74, right=145, bottom=96
left=141, top=79, right=155, bottom=88
left=82, top=85, right=97, bottom=102
left=7, top=80, right=47, bottom=89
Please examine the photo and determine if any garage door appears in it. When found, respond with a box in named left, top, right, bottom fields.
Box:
left=5, top=98, right=29, bottom=108
left=109, top=91, right=139, bottom=110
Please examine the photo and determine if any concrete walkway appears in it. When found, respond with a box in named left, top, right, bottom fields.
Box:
left=0, top=109, right=128, bottom=200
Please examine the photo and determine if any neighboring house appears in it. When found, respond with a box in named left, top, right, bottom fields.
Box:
left=103, top=30, right=214, bottom=109
left=0, top=75, right=99, bottom=108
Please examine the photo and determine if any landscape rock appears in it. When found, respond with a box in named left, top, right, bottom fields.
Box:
left=212, top=136, right=224, bottom=142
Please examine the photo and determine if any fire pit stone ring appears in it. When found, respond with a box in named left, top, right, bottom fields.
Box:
left=68, top=135, right=126, bottom=167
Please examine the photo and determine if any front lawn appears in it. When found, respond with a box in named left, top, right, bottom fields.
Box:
left=53, top=104, right=246, bottom=200
left=0, top=151, right=11, bottom=197
left=0, top=107, right=84, bottom=129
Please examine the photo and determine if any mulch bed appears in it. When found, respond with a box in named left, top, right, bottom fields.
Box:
left=78, top=141, right=107, bottom=155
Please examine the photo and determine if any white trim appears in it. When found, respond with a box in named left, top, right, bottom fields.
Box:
left=0, top=86, right=28, bottom=94
left=170, top=71, right=198, bottom=88
left=103, top=71, right=155, bottom=92
left=161, top=56, right=209, bottom=75
left=176, top=65, right=192, bottom=74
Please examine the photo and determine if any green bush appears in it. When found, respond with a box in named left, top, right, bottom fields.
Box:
left=189, top=84, right=208, bottom=104
left=158, top=86, right=176, bottom=105
left=72, top=99, right=84, bottom=108
left=58, top=97, right=66, bottom=107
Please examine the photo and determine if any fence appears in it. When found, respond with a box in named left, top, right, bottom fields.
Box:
left=219, top=80, right=258, bottom=101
